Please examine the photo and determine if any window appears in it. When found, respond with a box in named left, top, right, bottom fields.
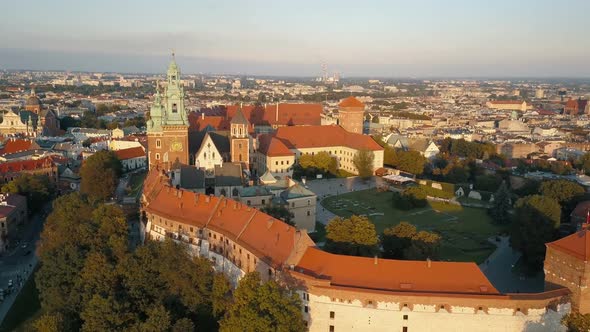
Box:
left=247, top=200, right=251, bottom=206
left=281, top=160, right=284, bottom=165
left=304, top=305, right=308, bottom=313
left=212, top=152, right=216, bottom=158
left=291, top=202, right=295, bottom=208
left=307, top=211, right=311, bottom=216
left=239, top=127, right=243, bottom=136
left=155, top=153, right=160, bottom=160
left=204, top=152, right=207, bottom=158
left=239, top=154, right=243, bottom=162
left=307, top=199, right=311, bottom=206
left=156, top=139, right=161, bottom=148
left=330, top=311, right=335, bottom=319
left=262, top=199, right=266, bottom=205
left=329, top=326, right=334, bottom=332
left=403, top=315, right=408, bottom=320
left=172, top=103, right=178, bottom=113
left=276, top=161, right=279, bottom=165
left=238, top=143, right=242, bottom=149
left=403, top=328, right=408, bottom=332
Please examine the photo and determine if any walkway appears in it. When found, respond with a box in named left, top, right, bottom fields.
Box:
left=479, top=236, right=544, bottom=293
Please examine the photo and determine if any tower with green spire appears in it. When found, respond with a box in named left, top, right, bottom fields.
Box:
left=147, top=53, right=190, bottom=170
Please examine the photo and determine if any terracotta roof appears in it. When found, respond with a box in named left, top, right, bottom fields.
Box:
left=273, top=125, right=383, bottom=151
left=114, top=147, right=146, bottom=160
left=296, top=247, right=499, bottom=295
left=188, top=113, right=229, bottom=132
left=0, top=139, right=38, bottom=155
left=339, top=96, right=365, bottom=108
left=258, top=134, right=293, bottom=157
left=547, top=230, right=590, bottom=261
left=225, top=103, right=322, bottom=127
left=142, top=169, right=313, bottom=268
left=0, top=157, right=54, bottom=174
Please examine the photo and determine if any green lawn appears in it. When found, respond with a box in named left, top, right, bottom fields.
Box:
left=0, top=269, right=42, bottom=332
left=322, top=189, right=506, bottom=264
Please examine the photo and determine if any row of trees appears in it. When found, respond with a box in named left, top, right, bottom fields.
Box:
left=324, top=216, right=441, bottom=260
left=61, top=112, right=146, bottom=131
left=1, top=174, right=55, bottom=212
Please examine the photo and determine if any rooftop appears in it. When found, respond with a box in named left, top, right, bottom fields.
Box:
left=547, top=229, right=590, bottom=261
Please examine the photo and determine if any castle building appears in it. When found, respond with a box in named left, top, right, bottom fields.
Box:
left=338, top=96, right=365, bottom=134
left=146, top=55, right=189, bottom=170
left=142, top=168, right=571, bottom=332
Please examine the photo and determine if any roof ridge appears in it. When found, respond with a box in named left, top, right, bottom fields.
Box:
left=204, top=196, right=223, bottom=228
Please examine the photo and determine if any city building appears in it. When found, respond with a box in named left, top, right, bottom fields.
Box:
left=486, top=100, right=530, bottom=112
left=0, top=193, right=28, bottom=253
left=114, top=146, right=147, bottom=172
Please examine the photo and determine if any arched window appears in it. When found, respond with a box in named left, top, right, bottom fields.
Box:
left=232, top=188, right=239, bottom=197
left=239, top=127, right=243, bottom=136
left=172, top=103, right=178, bottom=113
left=220, top=189, right=227, bottom=196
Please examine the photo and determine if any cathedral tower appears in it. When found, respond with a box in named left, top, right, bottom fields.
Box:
left=147, top=54, right=189, bottom=170
left=230, top=107, right=250, bottom=169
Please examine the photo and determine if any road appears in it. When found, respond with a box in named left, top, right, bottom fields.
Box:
left=479, top=236, right=544, bottom=294
left=0, top=204, right=51, bottom=326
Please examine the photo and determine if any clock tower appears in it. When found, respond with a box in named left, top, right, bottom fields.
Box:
left=147, top=54, right=189, bottom=170
left=230, top=107, right=250, bottom=170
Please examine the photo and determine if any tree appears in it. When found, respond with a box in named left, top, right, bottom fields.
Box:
left=33, top=313, right=65, bottom=332
left=260, top=205, right=295, bottom=226
left=219, top=272, right=305, bottom=332
left=325, top=215, right=379, bottom=257
left=59, top=116, right=80, bottom=130
left=313, top=151, right=337, bottom=174
left=382, top=222, right=417, bottom=259
left=395, top=150, right=427, bottom=175
left=212, top=273, right=232, bottom=318
left=80, top=111, right=99, bottom=128
left=353, top=149, right=375, bottom=179
left=562, top=312, right=590, bottom=332
left=80, top=150, right=122, bottom=203
left=2, top=174, right=55, bottom=212
left=404, top=231, right=442, bottom=260
left=510, top=195, right=561, bottom=270
left=298, top=154, right=315, bottom=169
left=489, top=181, right=512, bottom=225
left=539, top=179, right=585, bottom=205
left=577, top=153, right=590, bottom=175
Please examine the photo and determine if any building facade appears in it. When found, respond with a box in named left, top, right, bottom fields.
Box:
left=147, top=56, right=190, bottom=170
left=338, top=96, right=365, bottom=134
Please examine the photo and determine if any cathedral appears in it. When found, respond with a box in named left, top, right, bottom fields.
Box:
left=147, top=55, right=250, bottom=173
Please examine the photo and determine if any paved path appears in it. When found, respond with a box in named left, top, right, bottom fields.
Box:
left=306, top=176, right=385, bottom=225
left=479, top=236, right=544, bottom=293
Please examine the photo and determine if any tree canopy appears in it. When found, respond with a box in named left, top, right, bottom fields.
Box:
left=219, top=272, right=305, bottom=332
left=35, top=193, right=219, bottom=331
left=488, top=181, right=512, bottom=225
left=353, top=149, right=375, bottom=179
left=80, top=150, right=122, bottom=203
left=2, top=174, right=55, bottom=212
left=562, top=312, right=590, bottom=332
left=510, top=195, right=561, bottom=270
left=381, top=222, right=441, bottom=260
left=539, top=179, right=585, bottom=205
left=325, top=215, right=379, bottom=257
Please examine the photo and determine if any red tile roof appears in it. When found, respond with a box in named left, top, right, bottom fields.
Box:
left=225, top=103, right=322, bottom=127
left=296, top=247, right=499, bottom=295
left=0, top=157, right=54, bottom=174
left=142, top=169, right=313, bottom=268
left=339, top=96, right=365, bottom=108
left=547, top=230, right=590, bottom=261
left=0, top=139, right=37, bottom=155
left=257, top=134, right=293, bottom=157
left=188, top=113, right=229, bottom=131
left=114, top=147, right=146, bottom=160
left=273, top=125, right=383, bottom=151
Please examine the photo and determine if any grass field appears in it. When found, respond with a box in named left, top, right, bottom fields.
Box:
left=0, top=269, right=41, bottom=332
left=322, top=189, right=506, bottom=264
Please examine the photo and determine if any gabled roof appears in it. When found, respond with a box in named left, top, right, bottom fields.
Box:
left=258, top=134, right=293, bottom=157
left=0, top=139, right=39, bottom=155
left=114, top=147, right=146, bottom=160
left=296, top=247, right=499, bottom=295
left=230, top=108, right=249, bottom=125
left=547, top=230, right=590, bottom=261
left=259, top=170, right=277, bottom=184
left=274, top=125, right=383, bottom=151
left=339, top=96, right=365, bottom=108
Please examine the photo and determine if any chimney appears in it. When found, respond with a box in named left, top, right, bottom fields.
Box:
left=374, top=256, right=378, bottom=265
left=201, top=112, right=205, bottom=120
left=427, top=258, right=432, bottom=268
left=275, top=102, right=279, bottom=122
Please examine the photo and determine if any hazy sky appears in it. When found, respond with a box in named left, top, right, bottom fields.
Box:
left=1, top=0, right=589, bottom=77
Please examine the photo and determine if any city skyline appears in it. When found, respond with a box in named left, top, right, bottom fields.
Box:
left=1, top=0, right=590, bottom=77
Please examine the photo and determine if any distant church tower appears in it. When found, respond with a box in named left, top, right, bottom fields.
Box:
left=147, top=54, right=189, bottom=170
left=230, top=107, right=250, bottom=170
left=338, top=96, right=365, bottom=134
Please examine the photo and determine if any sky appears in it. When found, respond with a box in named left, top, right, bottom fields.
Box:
left=1, top=0, right=589, bottom=77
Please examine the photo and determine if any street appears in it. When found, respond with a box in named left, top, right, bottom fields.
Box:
left=0, top=204, right=50, bottom=326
